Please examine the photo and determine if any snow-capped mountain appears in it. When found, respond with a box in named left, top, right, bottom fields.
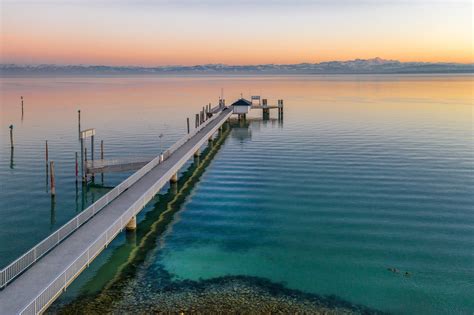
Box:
left=1, top=58, right=472, bottom=75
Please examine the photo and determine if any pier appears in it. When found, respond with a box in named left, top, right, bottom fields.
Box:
left=0, top=97, right=283, bottom=314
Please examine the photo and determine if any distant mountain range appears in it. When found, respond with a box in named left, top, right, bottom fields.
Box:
left=1, top=58, right=473, bottom=75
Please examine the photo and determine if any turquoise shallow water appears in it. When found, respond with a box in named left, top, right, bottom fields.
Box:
left=156, top=118, right=473, bottom=314
left=1, top=75, right=473, bottom=314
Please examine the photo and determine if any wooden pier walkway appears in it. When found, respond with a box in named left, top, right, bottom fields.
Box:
left=0, top=106, right=233, bottom=315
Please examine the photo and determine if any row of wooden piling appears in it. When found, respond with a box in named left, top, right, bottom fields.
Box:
left=171, top=100, right=226, bottom=185
left=9, top=98, right=226, bottom=199
left=8, top=97, right=58, bottom=197
left=189, top=101, right=224, bottom=134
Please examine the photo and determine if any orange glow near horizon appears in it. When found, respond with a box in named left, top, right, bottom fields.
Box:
left=1, top=1, right=473, bottom=66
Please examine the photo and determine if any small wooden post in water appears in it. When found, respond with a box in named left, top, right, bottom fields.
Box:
left=78, top=110, right=81, bottom=139
left=75, top=152, right=79, bottom=181
left=84, top=147, right=88, bottom=182
left=91, top=135, right=95, bottom=181
left=50, top=161, right=56, bottom=197
left=45, top=140, right=49, bottom=166
left=100, top=140, right=104, bottom=183
left=195, top=113, right=199, bottom=128
left=187, top=118, right=190, bottom=134
left=21, top=96, right=24, bottom=117
left=91, top=135, right=94, bottom=162
left=278, top=99, right=284, bottom=119
left=80, top=138, right=85, bottom=182
left=9, top=125, right=14, bottom=148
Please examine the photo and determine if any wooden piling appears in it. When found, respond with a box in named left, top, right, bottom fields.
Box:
left=80, top=138, right=85, bottom=182
left=9, top=125, right=14, bottom=148
left=50, top=161, right=56, bottom=197
left=100, top=140, right=104, bottom=183
left=187, top=118, right=190, bottom=134
left=78, top=110, right=81, bottom=139
left=195, top=114, right=199, bottom=128
left=90, top=136, right=95, bottom=181
left=84, top=147, right=88, bottom=182
left=75, top=152, right=79, bottom=181
left=21, top=96, right=24, bottom=117
left=91, top=135, right=94, bottom=162
left=45, top=140, right=49, bottom=166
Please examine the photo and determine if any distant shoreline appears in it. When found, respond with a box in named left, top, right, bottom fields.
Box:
left=1, top=72, right=473, bottom=78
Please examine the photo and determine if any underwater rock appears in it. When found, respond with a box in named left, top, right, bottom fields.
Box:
left=53, top=273, right=386, bottom=314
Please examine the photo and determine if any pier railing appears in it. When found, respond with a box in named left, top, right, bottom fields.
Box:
left=0, top=106, right=225, bottom=290
left=18, top=106, right=228, bottom=315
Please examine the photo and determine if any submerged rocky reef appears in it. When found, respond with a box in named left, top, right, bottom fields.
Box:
left=51, top=263, right=384, bottom=314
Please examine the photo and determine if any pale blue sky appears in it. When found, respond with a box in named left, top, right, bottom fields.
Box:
left=2, top=0, right=472, bottom=65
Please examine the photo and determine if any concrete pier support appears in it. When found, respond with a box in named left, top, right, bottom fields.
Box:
left=170, top=172, right=178, bottom=183
left=126, top=216, right=137, bottom=231
left=193, top=155, right=200, bottom=166
left=125, top=228, right=137, bottom=246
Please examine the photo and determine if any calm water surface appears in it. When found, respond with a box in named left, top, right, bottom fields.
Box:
left=1, top=75, right=473, bottom=314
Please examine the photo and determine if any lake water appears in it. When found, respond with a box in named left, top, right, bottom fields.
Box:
left=1, top=75, right=473, bottom=314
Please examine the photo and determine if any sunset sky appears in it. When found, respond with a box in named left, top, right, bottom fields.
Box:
left=1, top=0, right=472, bottom=66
